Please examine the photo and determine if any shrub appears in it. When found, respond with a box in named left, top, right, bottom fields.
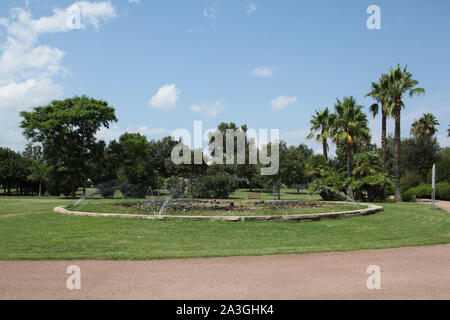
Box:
left=189, top=175, right=238, bottom=199
left=436, top=183, right=450, bottom=201
left=309, top=173, right=348, bottom=201
left=350, top=174, right=394, bottom=202
left=405, top=183, right=450, bottom=201
left=97, top=180, right=117, bottom=198
left=166, top=177, right=186, bottom=199
left=407, top=184, right=431, bottom=199
left=402, top=189, right=416, bottom=202
left=120, top=183, right=149, bottom=198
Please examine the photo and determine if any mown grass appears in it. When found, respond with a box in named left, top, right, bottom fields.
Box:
left=0, top=191, right=449, bottom=260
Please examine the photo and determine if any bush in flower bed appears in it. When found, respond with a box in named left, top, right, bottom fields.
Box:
left=189, top=175, right=238, bottom=199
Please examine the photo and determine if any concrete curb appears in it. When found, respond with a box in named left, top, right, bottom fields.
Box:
left=53, top=202, right=383, bottom=222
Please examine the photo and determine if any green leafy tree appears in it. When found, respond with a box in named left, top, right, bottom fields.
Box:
left=22, top=144, right=46, bottom=196
left=305, top=154, right=330, bottom=180
left=20, top=95, right=117, bottom=198
left=114, top=132, right=157, bottom=197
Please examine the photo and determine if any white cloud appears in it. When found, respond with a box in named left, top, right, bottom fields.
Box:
left=128, top=0, right=140, bottom=3
left=246, top=2, right=257, bottom=16
left=0, top=1, right=117, bottom=150
left=149, top=84, right=181, bottom=111
left=189, top=100, right=226, bottom=118
left=203, top=5, right=219, bottom=19
left=270, top=96, right=298, bottom=111
left=0, top=78, right=63, bottom=110
left=251, top=66, right=275, bottom=78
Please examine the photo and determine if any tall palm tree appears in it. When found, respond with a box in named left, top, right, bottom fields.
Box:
left=331, top=96, right=370, bottom=196
left=307, top=108, right=334, bottom=161
left=385, top=65, right=425, bottom=201
left=411, top=113, right=439, bottom=139
left=366, top=74, right=391, bottom=171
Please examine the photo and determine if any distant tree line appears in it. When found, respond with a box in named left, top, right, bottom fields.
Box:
left=1, top=64, right=449, bottom=201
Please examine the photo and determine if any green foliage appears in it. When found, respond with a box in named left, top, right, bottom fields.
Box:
left=165, top=177, right=186, bottom=199
left=305, top=154, right=330, bottom=180
left=405, top=183, right=450, bottom=201
left=189, top=175, right=238, bottom=199
left=411, top=113, right=439, bottom=139
left=97, top=180, right=118, bottom=199
left=402, top=189, right=416, bottom=202
left=436, top=148, right=450, bottom=183
left=310, top=173, right=348, bottom=201
left=115, top=133, right=157, bottom=190
left=20, top=95, right=117, bottom=197
left=350, top=174, right=394, bottom=202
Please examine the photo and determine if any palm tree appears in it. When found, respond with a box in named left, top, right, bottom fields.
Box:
left=366, top=74, right=391, bottom=171
left=331, top=96, right=370, bottom=196
left=385, top=65, right=425, bottom=201
left=411, top=113, right=439, bottom=139
left=307, top=108, right=334, bottom=161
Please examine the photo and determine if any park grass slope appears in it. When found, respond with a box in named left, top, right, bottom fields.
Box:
left=0, top=195, right=449, bottom=260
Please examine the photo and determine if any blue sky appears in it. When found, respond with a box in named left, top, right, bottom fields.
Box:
left=0, top=0, right=449, bottom=155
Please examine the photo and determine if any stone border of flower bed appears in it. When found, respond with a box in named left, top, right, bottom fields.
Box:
left=53, top=202, right=383, bottom=222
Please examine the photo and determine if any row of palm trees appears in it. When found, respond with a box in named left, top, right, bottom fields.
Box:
left=308, top=64, right=425, bottom=201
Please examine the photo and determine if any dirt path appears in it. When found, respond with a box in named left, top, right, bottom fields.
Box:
left=1, top=245, right=449, bottom=300
left=416, top=199, right=450, bottom=212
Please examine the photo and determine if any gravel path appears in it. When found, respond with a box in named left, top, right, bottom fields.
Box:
left=416, top=199, right=450, bottom=212
left=1, top=244, right=449, bottom=300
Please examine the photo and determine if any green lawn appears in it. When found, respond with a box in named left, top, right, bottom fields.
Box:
left=0, top=191, right=449, bottom=260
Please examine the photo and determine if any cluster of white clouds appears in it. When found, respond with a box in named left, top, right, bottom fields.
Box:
left=190, top=100, right=227, bottom=118
left=251, top=66, right=275, bottom=78
left=0, top=1, right=117, bottom=150
left=0, top=0, right=300, bottom=150
left=270, top=96, right=298, bottom=111
left=147, top=81, right=297, bottom=117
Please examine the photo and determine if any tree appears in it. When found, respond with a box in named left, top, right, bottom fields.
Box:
left=282, top=144, right=313, bottom=193
left=23, top=144, right=46, bottom=196
left=352, top=150, right=381, bottom=177
left=366, top=73, right=391, bottom=170
left=411, top=113, right=439, bottom=139
left=331, top=96, right=370, bottom=196
left=20, top=95, right=117, bottom=198
left=385, top=65, right=425, bottom=201
left=114, top=132, right=157, bottom=197
left=307, top=108, right=334, bottom=160
left=305, top=154, right=330, bottom=181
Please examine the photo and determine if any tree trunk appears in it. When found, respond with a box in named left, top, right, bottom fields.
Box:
left=323, top=140, right=328, bottom=161
left=381, top=106, right=387, bottom=171
left=38, top=181, right=42, bottom=197
left=83, top=178, right=87, bottom=195
left=346, top=142, right=353, bottom=196
left=394, top=104, right=402, bottom=202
